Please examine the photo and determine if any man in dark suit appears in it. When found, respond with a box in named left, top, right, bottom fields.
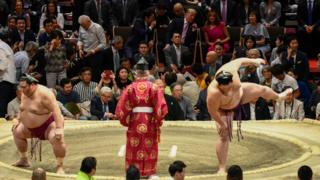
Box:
left=242, top=97, right=271, bottom=120
left=90, top=86, right=116, bottom=120
left=166, top=8, right=198, bottom=48
left=84, top=0, right=114, bottom=36
left=103, top=36, right=125, bottom=72
left=211, top=0, right=238, bottom=26
left=297, top=0, right=320, bottom=58
left=124, top=8, right=156, bottom=58
left=111, top=0, right=139, bottom=26
left=164, top=32, right=189, bottom=72
left=280, top=36, right=310, bottom=82
left=9, top=17, right=35, bottom=46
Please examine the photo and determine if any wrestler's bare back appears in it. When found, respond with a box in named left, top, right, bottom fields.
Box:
left=19, top=85, right=55, bottom=128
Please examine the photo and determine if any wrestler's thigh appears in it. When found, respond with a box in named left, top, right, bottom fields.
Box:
left=241, top=82, right=264, bottom=104
left=215, top=115, right=231, bottom=140
left=46, top=123, right=65, bottom=144
left=13, top=123, right=32, bottom=139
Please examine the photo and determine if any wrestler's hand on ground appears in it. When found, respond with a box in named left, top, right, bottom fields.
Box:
left=55, top=128, right=64, bottom=140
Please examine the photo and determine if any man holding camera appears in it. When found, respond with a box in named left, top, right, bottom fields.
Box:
left=77, top=15, right=108, bottom=82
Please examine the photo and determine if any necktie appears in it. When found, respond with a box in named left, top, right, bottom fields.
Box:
left=114, top=51, right=120, bottom=72
left=122, top=0, right=127, bottom=24
left=221, top=0, right=227, bottom=24
left=307, top=0, right=313, bottom=25
left=97, top=0, right=102, bottom=24
left=103, top=103, right=109, bottom=120
left=181, top=22, right=189, bottom=44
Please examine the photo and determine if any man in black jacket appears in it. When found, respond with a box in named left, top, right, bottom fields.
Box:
left=90, top=86, right=116, bottom=120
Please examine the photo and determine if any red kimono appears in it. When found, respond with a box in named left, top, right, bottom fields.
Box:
left=116, top=79, right=168, bottom=176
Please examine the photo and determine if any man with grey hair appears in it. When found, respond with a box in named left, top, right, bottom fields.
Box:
left=103, top=35, right=124, bottom=72
left=116, top=57, right=168, bottom=178
left=90, top=86, right=116, bottom=120
left=14, top=41, right=30, bottom=81
left=77, top=15, right=107, bottom=82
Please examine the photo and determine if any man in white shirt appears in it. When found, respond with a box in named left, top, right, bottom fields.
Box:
left=270, top=64, right=300, bottom=97
left=0, top=38, right=16, bottom=117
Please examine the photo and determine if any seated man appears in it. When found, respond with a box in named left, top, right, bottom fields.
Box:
left=12, top=74, right=66, bottom=174
left=76, top=156, right=97, bottom=180
left=133, top=41, right=156, bottom=70
left=7, top=86, right=22, bottom=120
left=274, top=86, right=305, bottom=121
left=168, top=160, right=187, bottom=180
left=207, top=58, right=292, bottom=173
left=171, top=82, right=196, bottom=120
left=90, top=87, right=116, bottom=120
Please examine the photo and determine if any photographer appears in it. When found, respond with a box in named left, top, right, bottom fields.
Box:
left=95, top=70, right=120, bottom=98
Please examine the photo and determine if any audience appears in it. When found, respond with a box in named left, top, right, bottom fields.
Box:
left=297, top=165, right=313, bottom=180
left=168, top=160, right=186, bottom=180
left=7, top=86, right=21, bottom=120
left=126, top=164, right=140, bottom=180
left=31, top=167, right=46, bottom=180
left=90, top=86, right=116, bottom=120
left=76, top=156, right=97, bottom=180
left=227, top=165, right=243, bottom=180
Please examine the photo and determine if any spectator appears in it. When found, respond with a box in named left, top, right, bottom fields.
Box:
left=120, top=57, right=134, bottom=81
left=227, top=165, right=243, bottom=180
left=194, top=75, right=212, bottom=120
left=172, top=3, right=185, bottom=19
left=270, top=64, right=299, bottom=97
left=0, top=0, right=9, bottom=27
left=103, top=36, right=125, bottom=72
left=238, top=0, right=259, bottom=26
left=73, top=67, right=98, bottom=119
left=234, top=35, right=256, bottom=59
left=204, top=51, right=221, bottom=78
left=164, top=71, right=177, bottom=95
left=39, top=0, right=64, bottom=30
left=168, top=160, right=186, bottom=180
left=0, top=37, right=16, bottom=118
left=270, top=45, right=286, bottom=66
left=90, top=86, right=116, bottom=120
left=111, top=0, right=139, bottom=26
left=166, top=8, right=198, bottom=48
left=308, top=81, right=320, bottom=119
left=27, top=42, right=46, bottom=85
left=171, top=82, right=196, bottom=120
left=177, top=73, right=200, bottom=107
left=133, top=41, right=156, bottom=70
left=84, top=0, right=114, bottom=36
left=261, top=65, right=272, bottom=87
left=274, top=86, right=305, bottom=121
left=8, top=16, right=35, bottom=46
left=9, top=0, right=31, bottom=29
left=38, top=18, right=53, bottom=47
left=115, top=67, right=132, bottom=91
left=7, top=86, right=22, bottom=120
left=241, top=11, right=271, bottom=54
left=57, top=78, right=80, bottom=105
left=31, top=167, right=46, bottom=180
left=269, top=34, right=286, bottom=63
left=154, top=79, right=184, bottom=121
left=13, top=41, right=29, bottom=81
left=76, top=156, right=97, bottom=180
left=125, top=8, right=156, bottom=58
left=259, top=0, right=281, bottom=27
left=204, top=10, right=230, bottom=53
left=7, top=16, right=17, bottom=35
left=192, top=63, right=209, bottom=90
left=316, top=102, right=320, bottom=120
left=297, top=165, right=313, bottom=180
left=164, top=32, right=189, bottom=72
left=44, top=30, right=67, bottom=88
left=51, top=88, right=74, bottom=119
left=211, top=0, right=238, bottom=26
left=214, top=42, right=231, bottom=65
left=77, top=15, right=107, bottom=82
left=95, top=70, right=119, bottom=95
left=242, top=97, right=271, bottom=120
left=126, top=164, right=140, bottom=180
left=155, top=3, right=171, bottom=28
left=297, top=0, right=320, bottom=58
left=280, top=36, right=309, bottom=82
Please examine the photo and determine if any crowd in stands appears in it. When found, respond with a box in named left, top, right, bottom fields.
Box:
left=1, top=0, right=320, bottom=122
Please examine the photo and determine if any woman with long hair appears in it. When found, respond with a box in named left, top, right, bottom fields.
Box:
left=203, top=10, right=230, bottom=52
left=39, top=0, right=64, bottom=30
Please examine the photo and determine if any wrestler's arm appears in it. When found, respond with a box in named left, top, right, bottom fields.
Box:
left=207, top=87, right=223, bottom=125
left=42, top=90, right=64, bottom=129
